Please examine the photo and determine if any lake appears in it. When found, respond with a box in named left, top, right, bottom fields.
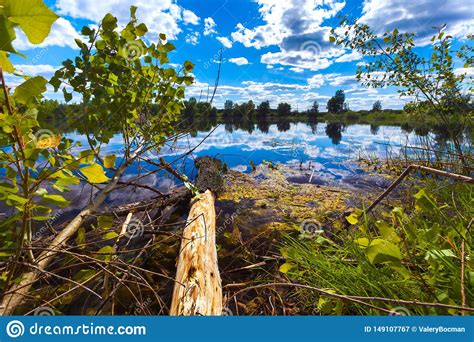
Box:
left=56, top=121, right=434, bottom=206
left=0, top=121, right=438, bottom=219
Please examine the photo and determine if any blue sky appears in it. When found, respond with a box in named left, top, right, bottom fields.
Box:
left=8, top=0, right=474, bottom=110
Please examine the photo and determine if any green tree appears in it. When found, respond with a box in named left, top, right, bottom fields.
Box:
left=0, top=6, right=195, bottom=314
left=257, top=100, right=271, bottom=118
left=309, top=101, right=319, bottom=115
left=277, top=102, right=291, bottom=116
left=330, top=19, right=473, bottom=170
left=372, top=100, right=382, bottom=111
left=223, top=99, right=234, bottom=117
left=327, top=90, right=345, bottom=113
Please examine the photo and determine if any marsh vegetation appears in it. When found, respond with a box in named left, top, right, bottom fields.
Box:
left=0, top=2, right=472, bottom=316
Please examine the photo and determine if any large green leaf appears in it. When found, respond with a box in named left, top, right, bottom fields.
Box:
left=13, top=76, right=47, bottom=104
left=0, top=51, right=14, bottom=73
left=0, top=15, right=16, bottom=53
left=366, top=238, right=403, bottom=265
left=80, top=163, right=110, bottom=184
left=5, top=0, right=58, bottom=44
left=41, top=193, right=69, bottom=207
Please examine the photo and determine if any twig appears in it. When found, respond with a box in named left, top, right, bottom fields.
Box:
left=366, top=164, right=473, bottom=213
left=226, top=282, right=474, bottom=314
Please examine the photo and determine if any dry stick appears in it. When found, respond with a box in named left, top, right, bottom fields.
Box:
left=227, top=282, right=393, bottom=314
left=0, top=147, right=143, bottom=316
left=366, top=164, right=473, bottom=214
left=226, top=282, right=474, bottom=314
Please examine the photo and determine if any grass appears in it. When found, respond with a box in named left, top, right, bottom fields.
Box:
left=280, top=179, right=473, bottom=315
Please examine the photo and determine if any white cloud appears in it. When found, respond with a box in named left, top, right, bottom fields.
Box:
left=55, top=0, right=199, bottom=40
left=359, top=0, right=474, bottom=45
left=182, top=9, right=200, bottom=25
left=334, top=51, right=362, bottom=63
left=204, top=17, right=217, bottom=36
left=307, top=74, right=325, bottom=87
left=229, top=57, right=250, bottom=65
left=216, top=36, right=232, bottom=48
left=185, top=32, right=200, bottom=45
left=229, top=1, right=346, bottom=71
left=290, top=67, right=304, bottom=73
left=14, top=64, right=59, bottom=77
left=454, top=67, right=474, bottom=76
left=13, top=18, right=80, bottom=50
left=231, top=0, right=345, bottom=49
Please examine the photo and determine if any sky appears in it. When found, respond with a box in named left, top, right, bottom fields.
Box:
left=7, top=0, right=474, bottom=110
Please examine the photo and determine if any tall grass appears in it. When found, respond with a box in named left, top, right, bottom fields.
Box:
left=281, top=181, right=473, bottom=315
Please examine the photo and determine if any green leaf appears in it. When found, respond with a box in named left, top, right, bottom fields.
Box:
left=80, top=163, right=110, bottom=184
left=102, top=231, right=118, bottom=240
left=356, top=237, right=369, bottom=247
left=97, top=215, right=114, bottom=230
left=75, top=227, right=86, bottom=247
left=0, top=15, right=17, bottom=53
left=375, top=220, right=400, bottom=243
left=0, top=51, right=14, bottom=73
left=13, top=76, right=47, bottom=104
left=136, top=23, right=148, bottom=36
left=366, top=238, right=402, bottom=264
left=6, top=0, right=59, bottom=44
left=41, top=194, right=69, bottom=207
left=101, top=13, right=117, bottom=31
left=73, top=269, right=96, bottom=282
left=103, top=154, right=116, bottom=169
left=414, top=189, right=436, bottom=211
left=97, top=245, right=115, bottom=262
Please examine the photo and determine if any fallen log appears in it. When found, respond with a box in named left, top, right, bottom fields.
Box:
left=170, top=190, right=222, bottom=315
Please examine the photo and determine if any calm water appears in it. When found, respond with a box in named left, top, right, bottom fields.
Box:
left=63, top=122, right=429, bottom=201
left=1, top=121, right=439, bottom=218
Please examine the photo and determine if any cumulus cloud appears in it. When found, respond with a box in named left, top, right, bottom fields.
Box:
left=307, top=74, right=325, bottom=87
left=229, top=57, right=250, bottom=65
left=216, top=36, right=233, bottom=48
left=182, top=9, right=200, bottom=25
left=230, top=0, right=346, bottom=71
left=13, top=18, right=80, bottom=50
left=204, top=17, right=217, bottom=36
left=55, top=0, right=200, bottom=40
left=359, top=0, right=474, bottom=45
